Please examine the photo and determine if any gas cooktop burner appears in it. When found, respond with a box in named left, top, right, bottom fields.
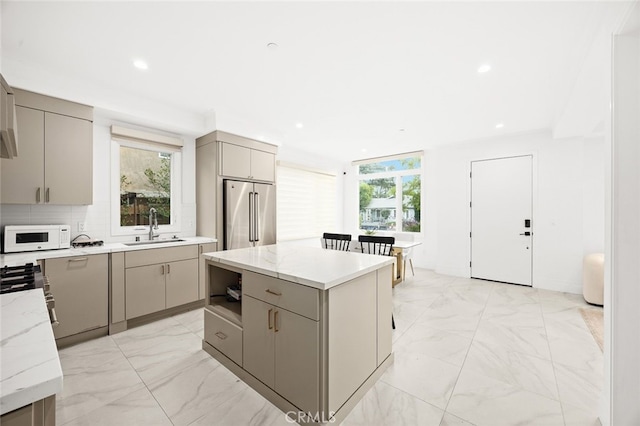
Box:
left=0, top=263, right=44, bottom=294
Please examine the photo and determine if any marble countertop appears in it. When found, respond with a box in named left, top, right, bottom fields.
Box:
left=0, top=289, right=63, bottom=415
left=203, top=244, right=394, bottom=290
left=1, top=236, right=218, bottom=267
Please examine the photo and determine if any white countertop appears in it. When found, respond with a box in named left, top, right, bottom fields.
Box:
left=203, top=244, right=395, bottom=290
left=0, top=289, right=63, bottom=415
left=0, top=236, right=218, bottom=267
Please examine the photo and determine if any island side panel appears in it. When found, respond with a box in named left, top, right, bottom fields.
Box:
left=327, top=270, right=378, bottom=413
left=377, top=264, right=393, bottom=364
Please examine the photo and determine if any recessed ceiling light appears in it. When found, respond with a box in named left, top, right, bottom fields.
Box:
left=295, top=123, right=303, bottom=129
left=399, top=128, right=405, bottom=132
left=267, top=42, right=279, bottom=50
left=477, top=64, right=491, bottom=73
left=133, top=59, right=148, bottom=70
left=495, top=123, right=504, bottom=129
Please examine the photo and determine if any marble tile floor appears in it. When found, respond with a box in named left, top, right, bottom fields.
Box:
left=55, top=269, right=604, bottom=426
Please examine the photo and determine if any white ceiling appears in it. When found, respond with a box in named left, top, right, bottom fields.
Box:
left=0, top=1, right=632, bottom=161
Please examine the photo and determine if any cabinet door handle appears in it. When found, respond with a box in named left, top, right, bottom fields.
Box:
left=167, top=264, right=171, bottom=274
left=274, top=310, right=279, bottom=332
left=45, top=187, right=50, bottom=203
left=68, top=257, right=88, bottom=262
left=215, top=331, right=227, bottom=340
left=265, top=289, right=282, bottom=296
left=161, top=265, right=165, bottom=275
left=268, top=308, right=273, bottom=330
left=36, top=188, right=41, bottom=203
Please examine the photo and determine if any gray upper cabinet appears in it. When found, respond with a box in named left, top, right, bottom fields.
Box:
left=220, top=141, right=275, bottom=182
left=196, top=130, right=278, bottom=239
left=1, top=89, right=93, bottom=205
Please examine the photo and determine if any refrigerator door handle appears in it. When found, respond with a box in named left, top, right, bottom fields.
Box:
left=248, top=191, right=254, bottom=242
left=254, top=192, right=260, bottom=242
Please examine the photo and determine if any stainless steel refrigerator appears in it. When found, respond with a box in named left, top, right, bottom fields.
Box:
left=223, top=179, right=276, bottom=250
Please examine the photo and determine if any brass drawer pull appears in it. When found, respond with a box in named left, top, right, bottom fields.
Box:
left=215, top=332, right=227, bottom=340
left=265, top=289, right=282, bottom=296
left=268, top=308, right=273, bottom=329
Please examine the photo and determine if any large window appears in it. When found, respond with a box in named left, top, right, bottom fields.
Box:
left=111, top=126, right=182, bottom=236
left=357, top=154, right=422, bottom=233
left=277, top=163, right=337, bottom=241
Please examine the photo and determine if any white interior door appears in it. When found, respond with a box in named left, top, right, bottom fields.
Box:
left=471, top=155, right=533, bottom=286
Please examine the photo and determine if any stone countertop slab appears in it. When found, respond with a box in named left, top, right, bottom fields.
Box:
left=0, top=289, right=63, bottom=415
left=203, top=244, right=394, bottom=291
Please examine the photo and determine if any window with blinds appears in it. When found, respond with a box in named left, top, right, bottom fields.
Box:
left=277, top=164, right=337, bottom=241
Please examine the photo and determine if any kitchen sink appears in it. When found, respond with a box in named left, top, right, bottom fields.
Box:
left=124, top=239, right=185, bottom=246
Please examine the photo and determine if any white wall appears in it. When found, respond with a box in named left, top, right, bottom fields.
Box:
left=434, top=130, right=605, bottom=294
left=605, top=2, right=640, bottom=423
left=0, top=114, right=198, bottom=243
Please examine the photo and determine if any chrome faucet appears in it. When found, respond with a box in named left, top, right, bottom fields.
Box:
left=149, top=208, right=159, bottom=240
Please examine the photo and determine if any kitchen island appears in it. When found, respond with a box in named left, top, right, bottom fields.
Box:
left=202, top=244, right=395, bottom=425
left=1, top=289, right=62, bottom=425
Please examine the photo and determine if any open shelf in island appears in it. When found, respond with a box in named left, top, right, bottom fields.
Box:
left=206, top=298, right=242, bottom=327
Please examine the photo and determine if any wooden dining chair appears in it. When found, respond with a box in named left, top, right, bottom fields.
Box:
left=322, top=233, right=352, bottom=251
left=358, top=235, right=396, bottom=330
left=358, top=235, right=395, bottom=256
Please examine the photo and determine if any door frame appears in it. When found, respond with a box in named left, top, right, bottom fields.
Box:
left=468, top=153, right=538, bottom=286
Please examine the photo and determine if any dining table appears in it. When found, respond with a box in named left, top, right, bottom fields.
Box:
left=352, top=239, right=422, bottom=286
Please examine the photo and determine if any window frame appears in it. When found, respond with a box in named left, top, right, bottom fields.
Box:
left=356, top=153, right=423, bottom=234
left=110, top=138, right=182, bottom=237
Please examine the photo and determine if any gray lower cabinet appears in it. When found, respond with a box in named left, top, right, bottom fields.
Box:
left=243, top=296, right=319, bottom=413
left=43, top=254, right=108, bottom=340
left=124, top=245, right=199, bottom=320
left=203, top=263, right=393, bottom=420
left=125, top=263, right=166, bottom=319
left=0, top=395, right=55, bottom=426
left=166, top=259, right=199, bottom=308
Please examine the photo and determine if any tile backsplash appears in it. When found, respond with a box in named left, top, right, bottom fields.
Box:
left=0, top=203, right=197, bottom=244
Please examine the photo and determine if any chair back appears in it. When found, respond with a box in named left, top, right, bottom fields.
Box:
left=358, top=235, right=395, bottom=256
left=322, top=233, right=352, bottom=251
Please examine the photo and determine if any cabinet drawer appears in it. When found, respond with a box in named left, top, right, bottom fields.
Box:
left=125, top=245, right=198, bottom=268
left=205, top=308, right=243, bottom=366
left=243, top=270, right=319, bottom=320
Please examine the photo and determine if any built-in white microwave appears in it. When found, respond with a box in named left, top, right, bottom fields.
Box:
left=3, top=225, right=71, bottom=253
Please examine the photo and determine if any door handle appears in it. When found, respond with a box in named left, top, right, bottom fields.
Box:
left=161, top=265, right=165, bottom=275
left=265, top=289, right=282, bottom=296
left=274, top=310, right=279, bottom=332
left=45, top=187, right=50, bottom=203
left=36, top=187, right=41, bottom=203
left=248, top=191, right=254, bottom=242
left=253, top=192, right=260, bottom=241
left=214, top=331, right=227, bottom=340
left=519, top=232, right=531, bottom=236
left=167, top=264, right=170, bottom=274
left=268, top=308, right=273, bottom=330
